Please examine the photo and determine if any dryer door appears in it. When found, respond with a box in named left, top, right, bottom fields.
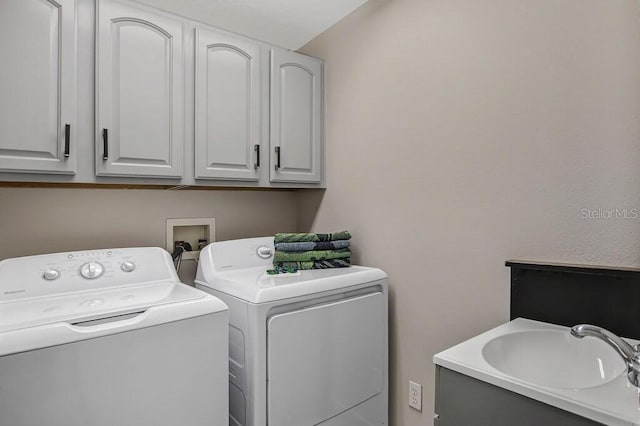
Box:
left=267, top=292, right=384, bottom=426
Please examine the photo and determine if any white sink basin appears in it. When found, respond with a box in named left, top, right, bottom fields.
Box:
left=434, top=319, right=640, bottom=425
left=482, top=329, right=626, bottom=389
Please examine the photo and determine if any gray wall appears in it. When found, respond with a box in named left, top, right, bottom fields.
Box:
left=299, top=0, right=640, bottom=424
left=0, top=187, right=298, bottom=282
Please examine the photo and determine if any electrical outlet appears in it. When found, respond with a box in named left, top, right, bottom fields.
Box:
left=409, top=380, right=422, bottom=411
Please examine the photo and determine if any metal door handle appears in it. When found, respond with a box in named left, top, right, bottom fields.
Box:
left=275, top=146, right=281, bottom=170
left=102, top=129, right=109, bottom=160
left=254, top=144, right=260, bottom=169
left=64, top=124, right=70, bottom=158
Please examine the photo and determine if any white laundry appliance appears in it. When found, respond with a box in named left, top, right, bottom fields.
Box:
left=195, top=237, right=388, bottom=426
left=0, top=247, right=228, bottom=426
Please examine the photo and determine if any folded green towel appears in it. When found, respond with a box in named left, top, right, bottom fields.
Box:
left=274, top=259, right=351, bottom=270
left=275, top=241, right=350, bottom=251
left=274, top=231, right=352, bottom=243
left=273, top=248, right=352, bottom=262
left=266, top=265, right=299, bottom=275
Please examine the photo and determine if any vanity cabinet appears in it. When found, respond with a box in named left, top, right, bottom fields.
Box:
left=270, top=49, right=323, bottom=183
left=0, top=0, right=77, bottom=175
left=435, top=367, right=602, bottom=426
left=96, top=0, right=184, bottom=178
left=194, top=27, right=263, bottom=181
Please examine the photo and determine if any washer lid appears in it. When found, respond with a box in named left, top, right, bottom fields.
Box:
left=0, top=281, right=227, bottom=357
left=0, top=281, right=226, bottom=334
left=0, top=247, right=228, bottom=356
left=0, top=247, right=227, bottom=334
left=196, top=265, right=387, bottom=303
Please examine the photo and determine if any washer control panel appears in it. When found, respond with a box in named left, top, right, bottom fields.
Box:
left=80, top=261, right=105, bottom=279
left=121, top=261, right=136, bottom=272
left=0, top=247, right=174, bottom=302
left=42, top=269, right=60, bottom=281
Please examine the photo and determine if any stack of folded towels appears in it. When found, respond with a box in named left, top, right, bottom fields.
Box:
left=273, top=231, right=352, bottom=271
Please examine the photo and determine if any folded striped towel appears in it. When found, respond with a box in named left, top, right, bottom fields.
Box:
left=274, top=259, right=351, bottom=270
left=273, top=248, right=351, bottom=263
left=274, top=231, right=352, bottom=243
left=275, top=240, right=350, bottom=252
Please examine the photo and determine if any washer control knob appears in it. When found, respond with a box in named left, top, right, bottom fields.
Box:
left=121, top=261, right=136, bottom=272
left=80, top=261, right=104, bottom=279
left=43, top=269, right=60, bottom=281
left=256, top=246, right=273, bottom=259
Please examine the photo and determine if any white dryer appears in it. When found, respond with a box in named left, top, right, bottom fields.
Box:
left=0, top=247, right=228, bottom=426
left=195, top=237, right=388, bottom=426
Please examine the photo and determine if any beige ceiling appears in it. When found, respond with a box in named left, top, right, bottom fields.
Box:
left=132, top=0, right=369, bottom=50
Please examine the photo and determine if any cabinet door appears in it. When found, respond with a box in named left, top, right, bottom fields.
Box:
left=96, top=0, right=184, bottom=178
left=435, top=367, right=602, bottom=426
left=195, top=28, right=262, bottom=181
left=0, top=0, right=77, bottom=175
left=270, top=49, right=323, bottom=183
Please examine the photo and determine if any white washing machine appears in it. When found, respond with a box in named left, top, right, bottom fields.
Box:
left=195, top=237, right=388, bottom=426
left=0, top=247, right=229, bottom=426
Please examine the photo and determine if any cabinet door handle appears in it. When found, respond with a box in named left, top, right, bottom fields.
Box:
left=102, top=129, right=109, bottom=161
left=274, top=146, right=281, bottom=170
left=254, top=144, right=260, bottom=169
left=64, top=124, right=71, bottom=158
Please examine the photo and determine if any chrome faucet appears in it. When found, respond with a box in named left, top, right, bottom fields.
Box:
left=571, top=324, right=640, bottom=387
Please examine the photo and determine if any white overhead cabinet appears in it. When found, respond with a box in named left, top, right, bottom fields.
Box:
left=270, top=49, right=323, bottom=183
left=0, top=0, right=77, bottom=174
left=96, top=0, right=184, bottom=178
left=195, top=28, right=263, bottom=181
left=0, top=0, right=324, bottom=187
